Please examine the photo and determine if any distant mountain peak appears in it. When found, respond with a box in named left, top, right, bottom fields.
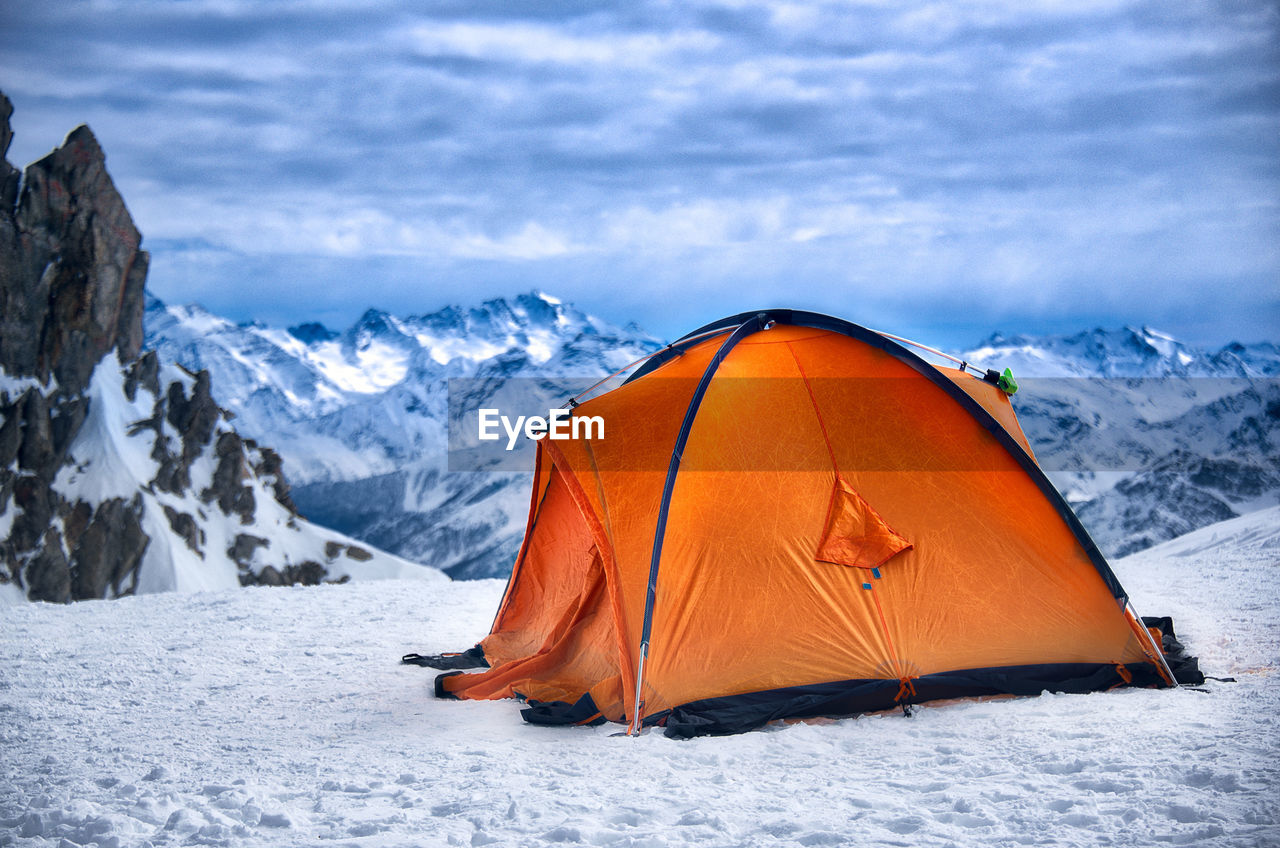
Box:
left=288, top=322, right=336, bottom=344
left=354, top=307, right=395, bottom=331
left=960, top=325, right=1275, bottom=378
left=511, top=291, right=563, bottom=326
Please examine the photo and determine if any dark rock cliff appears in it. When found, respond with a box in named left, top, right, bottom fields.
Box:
left=0, top=92, right=333, bottom=601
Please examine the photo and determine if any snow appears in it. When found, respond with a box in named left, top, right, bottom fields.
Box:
left=2, top=509, right=1277, bottom=847
left=306, top=339, right=410, bottom=394
left=0, top=366, right=54, bottom=401
left=1139, top=326, right=1180, bottom=359
left=415, top=334, right=509, bottom=367
left=524, top=332, right=555, bottom=364
left=0, top=573, right=24, bottom=605
left=164, top=304, right=233, bottom=337
left=1121, top=506, right=1280, bottom=677
left=53, top=359, right=160, bottom=507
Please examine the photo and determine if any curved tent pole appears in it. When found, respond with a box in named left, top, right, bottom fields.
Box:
left=865, top=328, right=982, bottom=374
left=626, top=312, right=995, bottom=385
left=566, top=327, right=735, bottom=407
left=628, top=315, right=766, bottom=734
left=575, top=315, right=989, bottom=405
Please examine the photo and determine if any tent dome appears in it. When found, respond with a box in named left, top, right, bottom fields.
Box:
left=429, top=310, right=1176, bottom=736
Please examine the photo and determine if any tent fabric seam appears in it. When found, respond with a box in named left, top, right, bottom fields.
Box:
left=785, top=340, right=840, bottom=474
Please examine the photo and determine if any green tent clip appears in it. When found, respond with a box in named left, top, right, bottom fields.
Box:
left=997, top=367, right=1018, bottom=395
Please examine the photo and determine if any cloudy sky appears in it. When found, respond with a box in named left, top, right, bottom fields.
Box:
left=1, top=0, right=1276, bottom=345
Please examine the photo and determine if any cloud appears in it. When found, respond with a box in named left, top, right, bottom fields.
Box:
left=0, top=0, right=1275, bottom=345
left=406, top=22, right=720, bottom=67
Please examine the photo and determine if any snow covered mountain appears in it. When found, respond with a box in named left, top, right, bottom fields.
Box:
left=0, top=354, right=441, bottom=604
left=144, top=292, right=661, bottom=578
left=0, top=94, right=442, bottom=603
left=956, top=327, right=1280, bottom=555
left=960, top=326, right=1280, bottom=379
left=146, top=299, right=1279, bottom=577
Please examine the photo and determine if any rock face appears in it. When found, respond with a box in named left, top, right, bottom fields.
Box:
left=0, top=92, right=437, bottom=601
left=0, top=124, right=147, bottom=389
left=0, top=92, right=151, bottom=601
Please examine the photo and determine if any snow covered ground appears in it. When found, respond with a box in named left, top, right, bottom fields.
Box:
left=1, top=509, right=1277, bottom=847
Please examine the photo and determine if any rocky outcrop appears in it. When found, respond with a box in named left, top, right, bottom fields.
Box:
left=65, top=495, right=148, bottom=599
left=0, top=89, right=153, bottom=600
left=203, top=431, right=256, bottom=523
left=0, top=103, right=147, bottom=391
left=163, top=505, right=204, bottom=556
left=248, top=442, right=296, bottom=514
left=0, top=92, right=364, bottom=601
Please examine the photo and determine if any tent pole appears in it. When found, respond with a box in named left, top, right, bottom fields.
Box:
left=868, top=329, right=985, bottom=373
left=629, top=316, right=766, bottom=735
left=628, top=644, right=649, bottom=735
left=569, top=327, right=735, bottom=407
left=1126, top=601, right=1179, bottom=687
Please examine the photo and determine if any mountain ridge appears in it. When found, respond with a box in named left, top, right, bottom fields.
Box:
left=144, top=293, right=1278, bottom=576
left=960, top=324, right=1280, bottom=379
left=143, top=289, right=663, bottom=577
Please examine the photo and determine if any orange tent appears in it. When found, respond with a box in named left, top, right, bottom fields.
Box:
left=429, top=310, right=1177, bottom=737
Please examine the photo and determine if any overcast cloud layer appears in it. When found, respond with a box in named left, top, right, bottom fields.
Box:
left=2, top=0, right=1276, bottom=345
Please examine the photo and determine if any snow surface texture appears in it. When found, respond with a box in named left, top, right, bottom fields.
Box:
left=1, top=508, right=1276, bottom=847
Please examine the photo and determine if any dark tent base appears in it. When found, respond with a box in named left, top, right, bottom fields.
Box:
left=654, top=661, right=1174, bottom=738
left=416, top=617, right=1205, bottom=739
left=505, top=661, right=1174, bottom=739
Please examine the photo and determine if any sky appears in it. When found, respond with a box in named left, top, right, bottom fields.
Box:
left=1, top=0, right=1277, bottom=347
